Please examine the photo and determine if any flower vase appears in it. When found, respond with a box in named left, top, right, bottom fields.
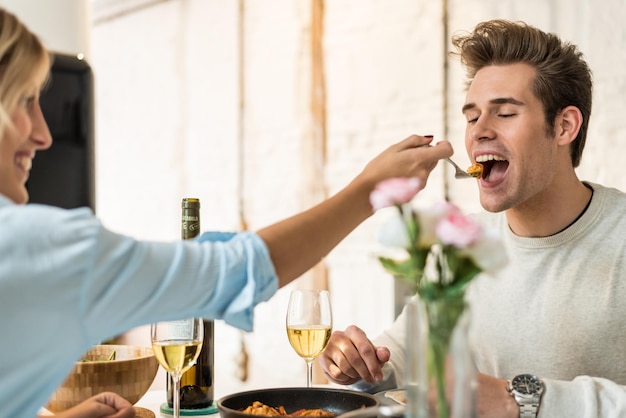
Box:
left=404, top=296, right=476, bottom=418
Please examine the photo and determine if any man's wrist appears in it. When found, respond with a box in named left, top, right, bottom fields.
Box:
left=503, top=381, right=521, bottom=418
left=476, top=373, right=520, bottom=418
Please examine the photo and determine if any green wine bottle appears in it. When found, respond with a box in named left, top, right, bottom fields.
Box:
left=167, top=198, right=215, bottom=409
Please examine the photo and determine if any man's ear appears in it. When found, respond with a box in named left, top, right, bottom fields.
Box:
left=555, top=105, right=583, bottom=146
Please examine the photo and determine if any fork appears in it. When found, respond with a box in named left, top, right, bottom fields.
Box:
left=419, top=144, right=473, bottom=179
left=444, top=157, right=473, bottom=179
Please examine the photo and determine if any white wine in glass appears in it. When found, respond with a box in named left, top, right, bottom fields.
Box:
left=286, top=289, right=332, bottom=387
left=151, top=318, right=204, bottom=418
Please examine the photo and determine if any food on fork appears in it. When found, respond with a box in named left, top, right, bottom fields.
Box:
left=467, top=162, right=483, bottom=178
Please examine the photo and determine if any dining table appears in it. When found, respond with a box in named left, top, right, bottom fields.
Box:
left=41, top=384, right=399, bottom=417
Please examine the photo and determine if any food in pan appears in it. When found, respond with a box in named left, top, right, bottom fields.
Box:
left=467, top=162, right=483, bottom=178
left=241, top=401, right=334, bottom=417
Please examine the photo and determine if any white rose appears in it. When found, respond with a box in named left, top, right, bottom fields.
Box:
left=462, top=226, right=508, bottom=273
left=377, top=210, right=411, bottom=249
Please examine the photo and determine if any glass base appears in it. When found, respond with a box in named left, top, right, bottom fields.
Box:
left=159, top=402, right=218, bottom=416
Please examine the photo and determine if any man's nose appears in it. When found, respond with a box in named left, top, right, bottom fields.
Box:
left=469, top=116, right=495, bottom=142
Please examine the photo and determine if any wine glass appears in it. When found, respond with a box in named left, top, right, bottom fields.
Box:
left=286, top=289, right=333, bottom=387
left=151, top=318, right=204, bottom=418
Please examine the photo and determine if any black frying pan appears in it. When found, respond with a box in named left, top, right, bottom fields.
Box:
left=217, top=387, right=380, bottom=418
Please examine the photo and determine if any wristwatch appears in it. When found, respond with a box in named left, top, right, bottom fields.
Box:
left=507, top=374, right=544, bottom=418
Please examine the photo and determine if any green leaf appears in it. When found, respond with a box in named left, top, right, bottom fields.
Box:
left=379, top=257, right=418, bottom=279
left=405, top=208, right=419, bottom=245
left=407, top=247, right=429, bottom=271
left=418, top=282, right=441, bottom=301
left=450, top=257, right=481, bottom=288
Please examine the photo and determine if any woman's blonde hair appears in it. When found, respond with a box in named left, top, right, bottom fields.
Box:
left=0, top=8, right=50, bottom=137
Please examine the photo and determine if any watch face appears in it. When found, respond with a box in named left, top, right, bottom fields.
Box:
left=512, top=374, right=543, bottom=395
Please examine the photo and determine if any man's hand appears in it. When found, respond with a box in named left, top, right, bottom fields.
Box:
left=422, top=367, right=519, bottom=417
left=318, top=325, right=390, bottom=385
left=43, top=392, right=135, bottom=418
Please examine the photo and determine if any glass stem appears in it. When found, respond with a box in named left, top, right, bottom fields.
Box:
left=306, top=360, right=313, bottom=388
left=172, top=373, right=181, bottom=418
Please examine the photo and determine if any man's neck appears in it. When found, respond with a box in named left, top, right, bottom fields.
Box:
left=505, top=180, right=593, bottom=238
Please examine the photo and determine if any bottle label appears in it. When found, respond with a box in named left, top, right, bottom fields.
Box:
left=182, top=221, right=200, bottom=233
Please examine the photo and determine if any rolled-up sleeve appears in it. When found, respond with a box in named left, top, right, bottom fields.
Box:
left=81, top=227, right=279, bottom=338
left=197, top=231, right=278, bottom=331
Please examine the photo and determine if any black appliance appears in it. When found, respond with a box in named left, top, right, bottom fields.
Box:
left=26, top=52, right=95, bottom=211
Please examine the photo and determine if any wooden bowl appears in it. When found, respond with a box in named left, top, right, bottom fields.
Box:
left=218, top=387, right=380, bottom=418
left=46, top=345, right=158, bottom=413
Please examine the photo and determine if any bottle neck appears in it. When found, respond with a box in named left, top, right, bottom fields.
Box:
left=181, top=197, right=201, bottom=240
left=181, top=209, right=200, bottom=240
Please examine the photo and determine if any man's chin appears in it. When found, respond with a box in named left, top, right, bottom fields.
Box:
left=479, top=195, right=508, bottom=213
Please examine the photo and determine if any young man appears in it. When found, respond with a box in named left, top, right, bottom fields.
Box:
left=319, top=20, right=626, bottom=418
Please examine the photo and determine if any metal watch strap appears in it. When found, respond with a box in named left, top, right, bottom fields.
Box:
left=519, top=401, right=540, bottom=418
left=508, top=374, right=543, bottom=418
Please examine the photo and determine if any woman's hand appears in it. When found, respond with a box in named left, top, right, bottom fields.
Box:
left=356, top=135, right=453, bottom=190
left=42, top=392, right=135, bottom=418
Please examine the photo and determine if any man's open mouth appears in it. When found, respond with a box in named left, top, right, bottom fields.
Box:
left=475, top=154, right=509, bottom=182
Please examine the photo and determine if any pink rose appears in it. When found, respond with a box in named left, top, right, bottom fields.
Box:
left=436, top=210, right=482, bottom=248
left=369, top=177, right=423, bottom=211
left=417, top=202, right=460, bottom=247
